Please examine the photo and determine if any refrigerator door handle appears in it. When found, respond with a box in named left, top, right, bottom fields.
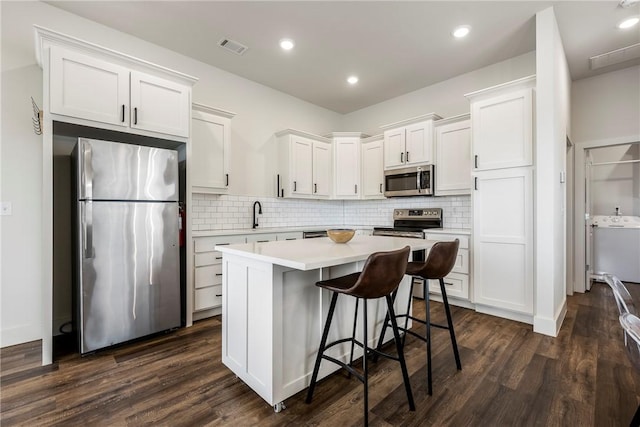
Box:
left=82, top=142, right=93, bottom=200
left=82, top=202, right=94, bottom=259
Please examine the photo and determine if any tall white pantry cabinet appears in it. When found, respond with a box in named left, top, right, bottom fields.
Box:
left=466, top=76, right=536, bottom=323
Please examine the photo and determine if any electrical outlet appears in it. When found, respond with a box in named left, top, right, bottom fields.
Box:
left=0, top=202, right=12, bottom=216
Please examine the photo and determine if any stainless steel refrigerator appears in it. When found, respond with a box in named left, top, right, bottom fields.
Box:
left=72, top=138, right=181, bottom=354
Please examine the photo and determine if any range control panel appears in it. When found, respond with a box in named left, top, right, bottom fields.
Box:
left=393, top=208, right=442, bottom=220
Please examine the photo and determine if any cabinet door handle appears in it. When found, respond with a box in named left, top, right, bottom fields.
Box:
left=474, top=155, right=478, bottom=169
left=314, top=183, right=317, bottom=194
left=121, top=105, right=125, bottom=123
left=276, top=174, right=280, bottom=197
left=134, top=107, right=138, bottom=125
left=379, top=183, right=383, bottom=193
left=226, top=174, right=229, bottom=186
left=215, top=273, right=223, bottom=276
left=293, top=181, right=297, bottom=192
left=215, top=256, right=222, bottom=260
left=406, top=151, right=409, bottom=162
left=474, top=177, right=478, bottom=190
left=215, top=294, right=222, bottom=297
left=400, top=152, right=404, bottom=163
left=355, top=184, right=358, bottom=194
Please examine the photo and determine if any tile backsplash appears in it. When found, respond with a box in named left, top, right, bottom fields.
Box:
left=192, top=194, right=471, bottom=231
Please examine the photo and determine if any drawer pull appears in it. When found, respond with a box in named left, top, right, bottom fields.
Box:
left=215, top=256, right=222, bottom=260
left=215, top=273, right=223, bottom=276
left=215, top=294, right=222, bottom=297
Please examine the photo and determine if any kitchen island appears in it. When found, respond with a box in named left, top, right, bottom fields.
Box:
left=216, top=235, right=433, bottom=411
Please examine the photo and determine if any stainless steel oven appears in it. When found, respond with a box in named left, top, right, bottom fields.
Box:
left=384, top=165, right=434, bottom=197
left=373, top=208, right=442, bottom=298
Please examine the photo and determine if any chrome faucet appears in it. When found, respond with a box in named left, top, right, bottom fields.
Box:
left=252, top=201, right=262, bottom=229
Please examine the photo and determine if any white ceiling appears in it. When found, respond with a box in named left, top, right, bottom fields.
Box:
left=47, top=1, right=640, bottom=114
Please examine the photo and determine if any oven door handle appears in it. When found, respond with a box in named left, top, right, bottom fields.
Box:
left=416, top=168, right=422, bottom=193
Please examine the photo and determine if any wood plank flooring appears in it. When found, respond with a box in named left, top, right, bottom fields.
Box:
left=2, top=282, right=639, bottom=426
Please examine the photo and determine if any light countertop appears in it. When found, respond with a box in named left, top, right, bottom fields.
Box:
left=193, top=226, right=470, bottom=237
left=192, top=225, right=376, bottom=237
left=215, top=235, right=435, bottom=270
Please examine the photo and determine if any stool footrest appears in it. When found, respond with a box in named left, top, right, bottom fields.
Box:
left=321, top=354, right=365, bottom=383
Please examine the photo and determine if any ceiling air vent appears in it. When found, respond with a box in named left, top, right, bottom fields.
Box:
left=590, top=43, right=640, bottom=70
left=218, top=38, right=249, bottom=55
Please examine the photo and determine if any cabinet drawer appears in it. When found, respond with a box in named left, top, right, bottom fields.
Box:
left=429, top=272, right=469, bottom=300
left=195, top=264, right=223, bottom=289
left=246, top=233, right=278, bottom=243
left=195, top=285, right=222, bottom=311
left=195, top=252, right=219, bottom=267
left=194, top=235, right=245, bottom=252
left=426, top=233, right=469, bottom=249
left=451, top=249, right=469, bottom=274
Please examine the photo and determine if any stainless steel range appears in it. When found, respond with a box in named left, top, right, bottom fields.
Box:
left=372, top=208, right=443, bottom=238
left=373, top=208, right=443, bottom=299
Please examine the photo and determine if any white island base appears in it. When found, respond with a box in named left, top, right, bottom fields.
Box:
left=217, top=236, right=433, bottom=411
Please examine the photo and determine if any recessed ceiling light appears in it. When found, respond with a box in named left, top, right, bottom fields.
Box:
left=452, top=25, right=471, bottom=38
left=280, top=39, right=295, bottom=50
left=618, top=17, right=639, bottom=29
left=347, top=76, right=359, bottom=85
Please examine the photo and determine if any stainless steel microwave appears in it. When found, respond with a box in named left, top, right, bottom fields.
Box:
left=384, top=165, right=434, bottom=197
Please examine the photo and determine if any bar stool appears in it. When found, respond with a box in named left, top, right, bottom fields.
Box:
left=375, top=239, right=461, bottom=395
left=305, top=246, right=415, bottom=425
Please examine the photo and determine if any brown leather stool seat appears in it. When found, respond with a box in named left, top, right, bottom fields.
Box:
left=376, top=239, right=461, bottom=396
left=305, top=246, right=415, bottom=426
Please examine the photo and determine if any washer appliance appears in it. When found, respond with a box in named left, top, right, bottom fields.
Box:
left=592, top=215, right=640, bottom=283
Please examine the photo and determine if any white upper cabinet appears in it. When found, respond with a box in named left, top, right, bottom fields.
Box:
left=50, top=48, right=129, bottom=128
left=130, top=71, right=190, bottom=137
left=331, top=133, right=366, bottom=199
left=361, top=136, right=384, bottom=199
left=191, top=103, right=235, bottom=194
left=313, top=141, right=331, bottom=197
left=276, top=129, right=332, bottom=199
left=466, top=77, right=535, bottom=171
left=46, top=44, right=194, bottom=140
left=381, top=113, right=442, bottom=170
left=435, top=114, right=471, bottom=196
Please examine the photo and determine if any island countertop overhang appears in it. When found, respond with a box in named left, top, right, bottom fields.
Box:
left=215, top=235, right=435, bottom=270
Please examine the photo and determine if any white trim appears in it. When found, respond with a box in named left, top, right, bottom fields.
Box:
left=192, top=103, right=236, bottom=119
left=474, top=304, right=533, bottom=325
left=380, top=112, right=442, bottom=130
left=573, top=134, right=640, bottom=293
left=34, top=26, right=198, bottom=85
left=464, top=75, right=536, bottom=100
left=534, top=300, right=567, bottom=337
left=274, top=128, right=332, bottom=143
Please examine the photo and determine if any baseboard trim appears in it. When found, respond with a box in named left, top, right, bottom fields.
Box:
left=534, top=301, right=567, bottom=337
left=1, top=323, right=42, bottom=348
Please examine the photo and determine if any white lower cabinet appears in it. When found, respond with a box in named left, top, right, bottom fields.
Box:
left=193, top=235, right=245, bottom=316
left=193, top=231, right=302, bottom=318
left=425, top=233, right=471, bottom=301
left=472, top=167, right=533, bottom=316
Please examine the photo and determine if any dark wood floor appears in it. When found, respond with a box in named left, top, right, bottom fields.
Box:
left=2, top=282, right=639, bottom=426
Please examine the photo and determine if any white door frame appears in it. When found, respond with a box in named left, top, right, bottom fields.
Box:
left=573, top=134, right=640, bottom=293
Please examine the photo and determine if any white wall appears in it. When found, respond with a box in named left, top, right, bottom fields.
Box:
left=0, top=64, right=44, bottom=347
left=572, top=66, right=640, bottom=143
left=534, top=7, right=571, bottom=336
left=590, top=143, right=640, bottom=216
left=341, top=51, right=536, bottom=132
left=0, top=1, right=342, bottom=347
